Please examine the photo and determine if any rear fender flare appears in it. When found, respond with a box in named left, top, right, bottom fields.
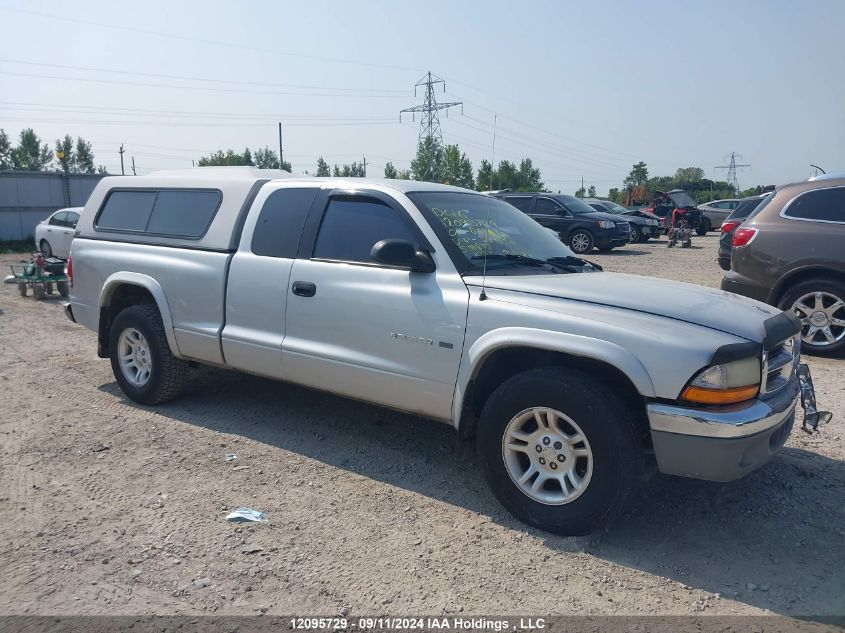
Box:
left=99, top=272, right=182, bottom=358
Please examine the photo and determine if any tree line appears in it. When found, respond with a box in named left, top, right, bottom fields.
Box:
left=0, top=128, right=107, bottom=174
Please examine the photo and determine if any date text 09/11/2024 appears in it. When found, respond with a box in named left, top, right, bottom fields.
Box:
left=289, top=617, right=546, bottom=631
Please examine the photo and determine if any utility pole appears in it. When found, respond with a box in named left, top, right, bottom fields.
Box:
left=362, top=155, right=367, bottom=177
left=400, top=71, right=462, bottom=181
left=715, top=152, right=750, bottom=194
left=119, top=144, right=125, bottom=175
left=131, top=156, right=136, bottom=176
left=581, top=176, right=585, bottom=197
left=279, top=121, right=285, bottom=169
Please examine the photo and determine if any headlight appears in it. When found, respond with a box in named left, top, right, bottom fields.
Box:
left=597, top=220, right=615, bottom=229
left=680, top=356, right=760, bottom=405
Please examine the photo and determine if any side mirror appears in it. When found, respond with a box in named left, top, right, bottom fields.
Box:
left=370, top=239, right=435, bottom=273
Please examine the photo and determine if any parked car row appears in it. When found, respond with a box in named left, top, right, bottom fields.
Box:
left=720, top=172, right=845, bottom=356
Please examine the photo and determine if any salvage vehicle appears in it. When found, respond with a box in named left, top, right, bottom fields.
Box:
left=645, top=189, right=705, bottom=237
left=494, top=192, right=631, bottom=253
left=584, top=198, right=662, bottom=243
left=722, top=172, right=845, bottom=356
left=66, top=167, right=823, bottom=535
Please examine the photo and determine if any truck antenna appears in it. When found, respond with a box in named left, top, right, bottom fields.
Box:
left=479, top=114, right=497, bottom=301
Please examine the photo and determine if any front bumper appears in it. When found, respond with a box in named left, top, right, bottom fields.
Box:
left=647, top=377, right=799, bottom=482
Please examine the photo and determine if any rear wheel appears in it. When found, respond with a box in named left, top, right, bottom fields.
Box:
left=568, top=230, right=594, bottom=254
left=476, top=367, right=645, bottom=535
left=18, top=283, right=27, bottom=297
left=32, top=283, right=46, bottom=300
left=779, top=279, right=845, bottom=356
left=39, top=240, right=53, bottom=258
left=57, top=280, right=69, bottom=297
left=696, top=218, right=711, bottom=236
left=109, top=304, right=189, bottom=404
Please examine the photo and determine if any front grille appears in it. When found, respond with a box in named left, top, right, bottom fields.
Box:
left=762, top=335, right=800, bottom=394
left=616, top=221, right=630, bottom=233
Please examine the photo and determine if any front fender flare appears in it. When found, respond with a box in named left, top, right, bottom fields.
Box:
left=99, top=272, right=182, bottom=358
left=451, top=327, right=656, bottom=428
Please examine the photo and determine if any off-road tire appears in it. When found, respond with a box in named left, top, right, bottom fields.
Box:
left=18, top=283, right=27, bottom=297
left=45, top=282, right=54, bottom=295
left=57, top=281, right=69, bottom=297
left=697, top=218, right=711, bottom=236
left=39, top=240, right=53, bottom=258
left=476, top=367, right=645, bottom=535
left=32, top=283, right=46, bottom=300
left=109, top=304, right=189, bottom=404
left=778, top=278, right=845, bottom=357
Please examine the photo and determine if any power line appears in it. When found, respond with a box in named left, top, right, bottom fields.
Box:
left=0, top=58, right=409, bottom=94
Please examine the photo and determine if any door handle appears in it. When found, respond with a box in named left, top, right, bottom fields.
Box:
left=292, top=281, right=316, bottom=297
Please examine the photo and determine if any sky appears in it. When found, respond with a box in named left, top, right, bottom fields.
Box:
left=1, top=0, right=844, bottom=194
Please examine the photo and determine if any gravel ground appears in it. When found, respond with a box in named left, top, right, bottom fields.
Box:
left=1, top=233, right=843, bottom=618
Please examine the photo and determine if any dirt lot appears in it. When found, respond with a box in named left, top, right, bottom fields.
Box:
left=1, top=233, right=843, bottom=617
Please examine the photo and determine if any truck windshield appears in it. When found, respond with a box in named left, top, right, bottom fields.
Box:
left=409, top=191, right=584, bottom=274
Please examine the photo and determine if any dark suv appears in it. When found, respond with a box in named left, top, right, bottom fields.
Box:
left=721, top=173, right=845, bottom=355
left=717, top=194, right=768, bottom=271
left=494, top=192, right=631, bottom=253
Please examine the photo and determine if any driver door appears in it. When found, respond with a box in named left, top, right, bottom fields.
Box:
left=282, top=190, right=469, bottom=421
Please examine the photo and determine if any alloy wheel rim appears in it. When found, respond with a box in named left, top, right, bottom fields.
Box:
left=791, top=291, right=845, bottom=347
left=501, top=407, right=594, bottom=505
left=571, top=233, right=590, bottom=253
left=118, top=328, right=153, bottom=387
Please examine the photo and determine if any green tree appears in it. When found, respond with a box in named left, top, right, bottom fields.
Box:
left=75, top=137, right=96, bottom=174
left=332, top=161, right=365, bottom=177
left=574, top=186, right=585, bottom=198
left=476, top=157, right=543, bottom=192
left=383, top=161, right=398, bottom=179
left=624, top=161, right=649, bottom=187
left=517, top=158, right=543, bottom=191
left=410, top=136, right=445, bottom=182
left=608, top=187, right=621, bottom=203
left=0, top=129, right=12, bottom=170
left=13, top=128, right=52, bottom=170
left=55, top=135, right=75, bottom=172
left=315, top=157, right=330, bottom=176
left=442, top=144, right=474, bottom=189
left=587, top=185, right=596, bottom=198
left=97, top=165, right=109, bottom=175
left=253, top=146, right=292, bottom=171
left=197, top=149, right=254, bottom=166
left=674, top=166, right=705, bottom=183
left=476, top=159, right=493, bottom=191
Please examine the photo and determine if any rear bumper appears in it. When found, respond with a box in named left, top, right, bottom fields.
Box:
left=64, top=302, right=76, bottom=323
left=717, top=253, right=731, bottom=271
left=720, top=270, right=771, bottom=303
left=647, top=378, right=799, bottom=482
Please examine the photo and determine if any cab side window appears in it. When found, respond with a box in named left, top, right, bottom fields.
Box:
left=313, top=197, right=417, bottom=264
left=251, top=188, right=319, bottom=258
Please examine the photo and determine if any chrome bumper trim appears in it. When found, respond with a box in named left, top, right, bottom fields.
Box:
left=647, top=378, right=799, bottom=439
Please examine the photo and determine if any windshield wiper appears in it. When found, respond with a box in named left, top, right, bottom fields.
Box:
left=470, top=254, right=548, bottom=267
left=546, top=256, right=603, bottom=271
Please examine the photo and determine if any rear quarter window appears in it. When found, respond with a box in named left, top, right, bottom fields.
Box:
left=251, top=188, right=319, bottom=258
left=783, top=187, right=845, bottom=223
left=95, top=189, right=222, bottom=237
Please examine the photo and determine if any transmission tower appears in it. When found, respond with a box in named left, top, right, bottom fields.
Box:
left=400, top=71, right=462, bottom=145
left=715, top=152, right=751, bottom=194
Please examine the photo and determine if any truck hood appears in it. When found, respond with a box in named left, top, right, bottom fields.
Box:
left=469, top=272, right=782, bottom=343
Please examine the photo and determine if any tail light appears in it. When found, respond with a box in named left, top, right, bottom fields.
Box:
left=721, top=220, right=740, bottom=234
left=66, top=255, right=73, bottom=287
left=732, top=227, right=759, bottom=248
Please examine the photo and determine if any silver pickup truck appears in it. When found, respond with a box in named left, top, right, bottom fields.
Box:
left=65, top=167, right=820, bottom=535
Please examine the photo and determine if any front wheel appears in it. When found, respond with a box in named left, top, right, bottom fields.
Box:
left=628, top=225, right=640, bottom=243
left=109, top=304, right=189, bottom=404
left=696, top=218, right=710, bottom=236
left=476, top=367, right=645, bottom=535
left=568, top=230, right=594, bottom=254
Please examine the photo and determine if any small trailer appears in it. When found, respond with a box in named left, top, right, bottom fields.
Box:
left=8, top=252, right=69, bottom=300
